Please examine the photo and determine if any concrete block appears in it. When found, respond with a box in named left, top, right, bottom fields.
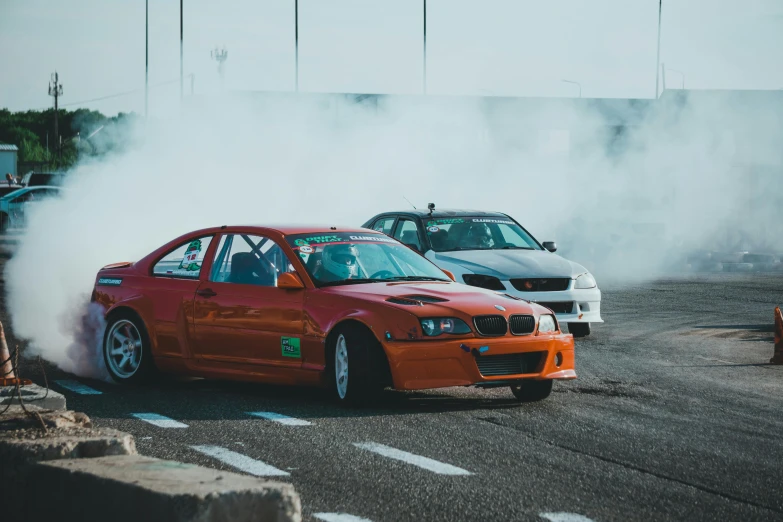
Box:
left=22, top=455, right=302, bottom=522
left=0, top=383, right=67, bottom=411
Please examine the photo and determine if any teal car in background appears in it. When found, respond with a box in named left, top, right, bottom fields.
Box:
left=0, top=185, right=62, bottom=232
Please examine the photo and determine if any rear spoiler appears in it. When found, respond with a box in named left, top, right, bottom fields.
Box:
left=101, top=261, right=133, bottom=270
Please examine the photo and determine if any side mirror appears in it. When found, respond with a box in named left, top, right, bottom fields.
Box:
left=441, top=269, right=456, bottom=281
left=277, top=272, right=305, bottom=289
left=543, top=241, right=557, bottom=252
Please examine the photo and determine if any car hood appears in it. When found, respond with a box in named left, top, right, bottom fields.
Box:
left=431, top=249, right=586, bottom=279
left=322, top=281, right=546, bottom=316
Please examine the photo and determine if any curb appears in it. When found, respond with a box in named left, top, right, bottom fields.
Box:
left=0, top=383, right=67, bottom=411
left=1, top=406, right=302, bottom=522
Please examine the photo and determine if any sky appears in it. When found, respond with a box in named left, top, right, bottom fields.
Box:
left=1, top=0, right=782, bottom=116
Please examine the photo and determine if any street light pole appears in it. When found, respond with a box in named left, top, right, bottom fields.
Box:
left=655, top=0, right=662, bottom=98
left=145, top=0, right=148, bottom=118
left=562, top=79, right=581, bottom=98
left=423, top=0, right=427, bottom=95
left=295, top=0, right=299, bottom=92
left=667, top=67, right=685, bottom=89
left=180, top=0, right=184, bottom=101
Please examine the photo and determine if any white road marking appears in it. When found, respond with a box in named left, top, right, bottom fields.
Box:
left=131, top=413, right=188, bottom=428
left=314, top=514, right=374, bottom=522
left=54, top=380, right=102, bottom=395
left=247, top=411, right=312, bottom=426
left=540, top=513, right=596, bottom=522
left=190, top=445, right=290, bottom=477
left=353, top=442, right=472, bottom=476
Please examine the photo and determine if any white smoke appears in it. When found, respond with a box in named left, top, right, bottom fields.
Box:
left=4, top=89, right=782, bottom=377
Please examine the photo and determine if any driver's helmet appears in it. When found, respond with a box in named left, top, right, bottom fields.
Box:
left=466, top=223, right=493, bottom=249
left=322, top=243, right=359, bottom=279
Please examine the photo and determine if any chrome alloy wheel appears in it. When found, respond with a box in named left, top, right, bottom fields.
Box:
left=105, top=319, right=143, bottom=379
left=335, top=333, right=349, bottom=399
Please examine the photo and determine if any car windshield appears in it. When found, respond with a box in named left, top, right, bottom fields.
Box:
left=286, top=232, right=451, bottom=287
left=423, top=217, right=543, bottom=252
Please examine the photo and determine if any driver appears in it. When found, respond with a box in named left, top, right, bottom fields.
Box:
left=318, top=243, right=360, bottom=282
left=465, top=223, right=494, bottom=249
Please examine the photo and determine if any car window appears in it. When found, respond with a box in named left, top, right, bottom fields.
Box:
left=152, top=236, right=214, bottom=278
left=424, top=217, right=543, bottom=252
left=209, top=234, right=295, bottom=287
left=372, top=217, right=395, bottom=235
left=393, top=219, right=422, bottom=251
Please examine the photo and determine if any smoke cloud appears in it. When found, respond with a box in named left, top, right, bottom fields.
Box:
left=5, top=89, right=782, bottom=377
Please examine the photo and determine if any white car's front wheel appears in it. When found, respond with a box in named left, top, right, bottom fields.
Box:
left=568, top=323, right=591, bottom=338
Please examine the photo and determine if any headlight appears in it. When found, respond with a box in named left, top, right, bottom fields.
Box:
left=538, top=314, right=557, bottom=333
left=462, top=274, right=505, bottom=291
left=574, top=272, right=596, bottom=289
left=420, top=317, right=472, bottom=336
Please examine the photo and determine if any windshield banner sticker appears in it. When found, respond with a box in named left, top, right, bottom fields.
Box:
left=281, top=337, right=301, bottom=358
left=289, top=232, right=395, bottom=249
left=427, top=218, right=464, bottom=226
left=471, top=218, right=515, bottom=224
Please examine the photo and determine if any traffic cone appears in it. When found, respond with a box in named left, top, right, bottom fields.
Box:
left=771, top=307, right=783, bottom=365
left=0, top=320, right=14, bottom=380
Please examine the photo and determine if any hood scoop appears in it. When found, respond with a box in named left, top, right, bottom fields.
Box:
left=387, top=295, right=449, bottom=306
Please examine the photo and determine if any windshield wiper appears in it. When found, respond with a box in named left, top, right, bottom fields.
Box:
left=383, top=276, right=450, bottom=282
left=501, top=246, right=534, bottom=250
left=319, top=278, right=379, bottom=287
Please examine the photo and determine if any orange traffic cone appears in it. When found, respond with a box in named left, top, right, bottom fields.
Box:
left=771, top=307, right=783, bottom=365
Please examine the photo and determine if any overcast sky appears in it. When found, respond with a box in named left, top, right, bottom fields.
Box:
left=1, top=0, right=782, bottom=116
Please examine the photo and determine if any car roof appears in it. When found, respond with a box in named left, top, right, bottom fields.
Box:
left=187, top=224, right=376, bottom=236
left=374, top=208, right=510, bottom=219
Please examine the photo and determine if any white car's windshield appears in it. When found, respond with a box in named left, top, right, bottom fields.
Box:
left=286, top=232, right=450, bottom=287
left=424, top=217, right=543, bottom=252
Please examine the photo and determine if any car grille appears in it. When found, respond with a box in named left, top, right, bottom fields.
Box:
left=535, top=302, right=574, bottom=314
left=473, top=315, right=508, bottom=336
left=475, top=352, right=546, bottom=376
left=508, top=314, right=535, bottom=335
left=510, top=278, right=570, bottom=292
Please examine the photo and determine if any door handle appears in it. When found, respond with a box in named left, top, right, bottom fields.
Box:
left=196, top=288, right=217, bottom=298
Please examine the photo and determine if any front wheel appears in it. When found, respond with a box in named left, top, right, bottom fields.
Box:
left=103, top=311, right=154, bottom=384
left=568, top=322, right=591, bottom=338
left=327, top=325, right=389, bottom=406
left=510, top=379, right=553, bottom=402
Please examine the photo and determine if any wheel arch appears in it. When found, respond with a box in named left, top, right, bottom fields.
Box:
left=325, top=318, right=393, bottom=388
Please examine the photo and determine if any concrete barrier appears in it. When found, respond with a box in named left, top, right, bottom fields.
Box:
left=0, top=383, right=67, bottom=411
left=1, top=406, right=302, bottom=522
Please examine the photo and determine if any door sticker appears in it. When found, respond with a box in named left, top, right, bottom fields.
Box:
left=281, top=337, right=301, bottom=358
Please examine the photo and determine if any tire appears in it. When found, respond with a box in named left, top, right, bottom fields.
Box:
left=568, top=322, right=591, bottom=338
left=327, top=324, right=389, bottom=406
left=510, top=379, right=553, bottom=402
left=102, top=310, right=155, bottom=384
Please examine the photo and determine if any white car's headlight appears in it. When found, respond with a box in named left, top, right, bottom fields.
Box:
left=574, top=272, right=597, bottom=289
left=538, top=314, right=557, bottom=333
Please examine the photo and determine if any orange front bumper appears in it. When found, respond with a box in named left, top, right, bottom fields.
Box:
left=382, top=333, right=576, bottom=391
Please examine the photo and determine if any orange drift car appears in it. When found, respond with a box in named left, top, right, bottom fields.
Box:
left=92, top=226, right=576, bottom=404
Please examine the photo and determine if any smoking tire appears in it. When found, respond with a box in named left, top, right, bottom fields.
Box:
left=102, top=310, right=155, bottom=384
left=510, top=379, right=553, bottom=402
left=327, top=324, right=389, bottom=406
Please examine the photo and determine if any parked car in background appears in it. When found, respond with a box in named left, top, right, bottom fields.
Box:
left=362, top=205, right=603, bottom=337
left=0, top=185, right=63, bottom=231
left=20, top=171, right=65, bottom=187
left=0, top=184, right=25, bottom=198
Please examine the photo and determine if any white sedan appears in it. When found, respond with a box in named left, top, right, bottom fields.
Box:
left=362, top=207, right=603, bottom=337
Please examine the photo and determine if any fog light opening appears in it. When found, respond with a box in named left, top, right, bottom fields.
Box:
left=555, top=352, right=563, bottom=367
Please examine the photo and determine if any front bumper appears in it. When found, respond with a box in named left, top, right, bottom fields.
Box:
left=498, top=284, right=603, bottom=324
left=382, top=333, right=575, bottom=391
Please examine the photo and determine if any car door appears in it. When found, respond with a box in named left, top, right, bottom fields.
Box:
left=191, top=233, right=305, bottom=374
left=392, top=218, right=424, bottom=253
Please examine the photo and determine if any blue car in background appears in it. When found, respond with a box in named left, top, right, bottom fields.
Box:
left=0, top=185, right=63, bottom=232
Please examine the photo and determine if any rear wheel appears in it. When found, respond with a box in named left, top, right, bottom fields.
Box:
left=103, top=311, right=155, bottom=384
left=510, top=379, right=553, bottom=402
left=327, top=324, right=389, bottom=406
left=568, top=322, right=591, bottom=338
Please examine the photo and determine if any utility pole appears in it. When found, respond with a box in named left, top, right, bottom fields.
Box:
left=180, top=0, right=184, bottom=101
left=655, top=0, right=662, bottom=98
left=423, top=0, right=427, bottom=95
left=48, top=71, right=63, bottom=159
left=145, top=0, right=149, bottom=118
left=211, top=46, right=228, bottom=90
left=295, top=0, right=299, bottom=92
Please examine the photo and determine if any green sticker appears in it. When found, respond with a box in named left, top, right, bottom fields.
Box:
left=281, top=337, right=301, bottom=358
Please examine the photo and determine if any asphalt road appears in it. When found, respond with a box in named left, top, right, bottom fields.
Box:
left=6, top=269, right=783, bottom=522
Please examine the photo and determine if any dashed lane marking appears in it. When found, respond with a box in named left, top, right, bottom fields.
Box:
left=314, top=514, right=374, bottom=522
left=540, top=513, right=596, bottom=522
left=353, top=442, right=473, bottom=476
left=247, top=411, right=312, bottom=426
left=190, top=445, right=290, bottom=477
left=54, top=380, right=102, bottom=395
left=131, top=413, right=188, bottom=428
